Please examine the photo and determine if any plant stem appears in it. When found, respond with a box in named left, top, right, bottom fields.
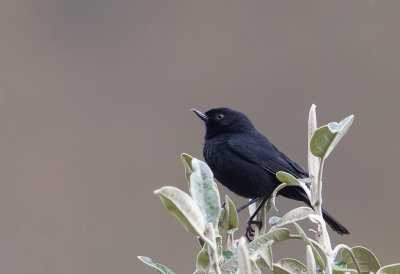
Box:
left=206, top=223, right=222, bottom=274
left=314, top=157, right=334, bottom=274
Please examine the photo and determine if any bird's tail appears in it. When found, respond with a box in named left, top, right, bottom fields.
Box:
left=278, top=186, right=350, bottom=235
left=322, top=208, right=349, bottom=235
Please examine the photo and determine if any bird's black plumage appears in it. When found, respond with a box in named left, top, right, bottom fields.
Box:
left=192, top=107, right=349, bottom=236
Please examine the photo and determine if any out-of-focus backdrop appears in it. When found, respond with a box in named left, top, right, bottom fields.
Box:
left=0, top=1, right=399, bottom=273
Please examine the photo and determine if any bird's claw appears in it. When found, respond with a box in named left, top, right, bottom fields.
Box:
left=245, top=219, right=262, bottom=241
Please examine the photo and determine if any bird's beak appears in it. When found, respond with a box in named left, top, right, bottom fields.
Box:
left=191, top=108, right=208, bottom=122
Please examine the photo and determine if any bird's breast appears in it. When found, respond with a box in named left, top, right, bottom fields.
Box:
left=203, top=137, right=227, bottom=170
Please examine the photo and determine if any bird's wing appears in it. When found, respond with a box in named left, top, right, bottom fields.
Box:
left=227, top=138, right=308, bottom=178
left=273, top=144, right=309, bottom=177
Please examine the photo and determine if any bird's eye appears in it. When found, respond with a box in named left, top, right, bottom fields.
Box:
left=216, top=113, right=224, bottom=120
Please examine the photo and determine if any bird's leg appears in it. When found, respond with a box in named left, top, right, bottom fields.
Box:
left=236, top=197, right=262, bottom=213
left=221, top=201, right=226, bottom=209
left=245, top=196, right=268, bottom=241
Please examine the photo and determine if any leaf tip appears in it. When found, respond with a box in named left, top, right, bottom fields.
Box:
left=153, top=188, right=161, bottom=195
left=181, top=152, right=192, bottom=160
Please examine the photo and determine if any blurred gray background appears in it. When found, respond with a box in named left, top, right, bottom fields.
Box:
left=0, top=1, right=399, bottom=273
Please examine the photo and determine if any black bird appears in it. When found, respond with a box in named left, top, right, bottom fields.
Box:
left=192, top=107, right=349, bottom=239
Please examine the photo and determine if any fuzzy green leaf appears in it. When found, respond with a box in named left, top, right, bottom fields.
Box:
left=189, top=158, right=221, bottom=228
left=247, top=228, right=291, bottom=250
left=250, top=259, right=262, bottom=274
left=221, top=257, right=238, bottom=273
left=137, top=256, right=175, bottom=274
left=276, top=171, right=302, bottom=186
left=237, top=238, right=252, bottom=274
left=256, top=242, right=273, bottom=270
left=310, top=115, right=354, bottom=158
left=306, top=245, right=316, bottom=274
left=273, top=264, right=290, bottom=274
left=273, top=207, right=315, bottom=229
left=269, top=216, right=281, bottom=226
left=342, top=246, right=380, bottom=273
left=195, top=237, right=222, bottom=273
left=237, top=238, right=262, bottom=274
left=298, top=178, right=311, bottom=184
left=222, top=250, right=236, bottom=261
left=273, top=258, right=307, bottom=274
left=154, top=186, right=205, bottom=235
left=181, top=153, right=194, bottom=184
left=219, top=195, right=239, bottom=233
left=377, top=263, right=400, bottom=274
left=196, top=245, right=210, bottom=272
left=294, top=222, right=325, bottom=270
left=308, top=104, right=319, bottom=182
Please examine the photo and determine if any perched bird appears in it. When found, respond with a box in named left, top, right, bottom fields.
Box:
left=192, top=107, right=349, bottom=240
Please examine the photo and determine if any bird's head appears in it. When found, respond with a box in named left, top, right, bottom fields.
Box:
left=191, top=107, right=255, bottom=138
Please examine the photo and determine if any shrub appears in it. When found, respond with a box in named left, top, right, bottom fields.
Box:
left=139, top=105, right=400, bottom=274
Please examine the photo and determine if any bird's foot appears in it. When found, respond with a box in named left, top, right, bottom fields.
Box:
left=245, top=219, right=262, bottom=241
